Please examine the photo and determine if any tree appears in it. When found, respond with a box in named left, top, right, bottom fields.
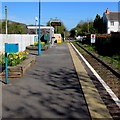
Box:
left=0, top=20, right=27, bottom=34
left=70, top=20, right=95, bottom=37
left=70, top=28, right=76, bottom=38
left=88, top=22, right=96, bottom=33
left=93, top=14, right=103, bottom=33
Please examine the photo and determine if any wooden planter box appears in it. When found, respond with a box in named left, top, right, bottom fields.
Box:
left=1, top=55, right=36, bottom=78
left=26, top=45, right=49, bottom=51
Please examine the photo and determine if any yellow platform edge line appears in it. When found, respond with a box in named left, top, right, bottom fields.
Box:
left=67, top=43, right=112, bottom=119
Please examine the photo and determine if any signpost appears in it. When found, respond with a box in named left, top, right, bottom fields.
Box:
left=5, top=43, right=18, bottom=84
left=91, top=34, right=96, bottom=44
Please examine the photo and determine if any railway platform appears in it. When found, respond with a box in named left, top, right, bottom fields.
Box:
left=2, top=43, right=116, bottom=119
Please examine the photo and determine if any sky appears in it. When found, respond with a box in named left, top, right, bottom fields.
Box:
left=1, top=1, right=119, bottom=30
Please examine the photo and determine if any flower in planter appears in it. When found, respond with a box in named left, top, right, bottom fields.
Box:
left=0, top=51, right=29, bottom=66
left=13, top=55, right=18, bottom=59
left=0, top=51, right=5, bottom=55
left=25, top=52, right=29, bottom=55
left=34, top=42, right=45, bottom=47
left=34, top=42, right=38, bottom=46
left=0, top=59, right=2, bottom=63
left=8, top=51, right=29, bottom=66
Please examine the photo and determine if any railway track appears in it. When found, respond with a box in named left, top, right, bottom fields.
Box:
left=73, top=42, right=120, bottom=119
left=77, top=43, right=120, bottom=78
left=74, top=42, right=120, bottom=98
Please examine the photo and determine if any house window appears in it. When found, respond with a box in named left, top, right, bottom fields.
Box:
left=111, top=21, right=114, bottom=26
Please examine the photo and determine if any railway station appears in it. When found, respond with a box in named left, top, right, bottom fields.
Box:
left=2, top=41, right=120, bottom=119
left=1, top=2, right=120, bottom=120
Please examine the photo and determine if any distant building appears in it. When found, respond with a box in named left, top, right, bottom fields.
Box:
left=103, top=9, right=120, bottom=34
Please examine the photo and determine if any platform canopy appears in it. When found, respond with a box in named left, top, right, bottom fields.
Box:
left=27, top=25, right=54, bottom=30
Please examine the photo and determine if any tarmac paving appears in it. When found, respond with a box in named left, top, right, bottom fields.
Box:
left=2, top=43, right=91, bottom=119
left=1, top=43, right=114, bottom=119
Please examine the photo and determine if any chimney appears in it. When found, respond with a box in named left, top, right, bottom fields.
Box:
left=106, top=8, right=110, bottom=14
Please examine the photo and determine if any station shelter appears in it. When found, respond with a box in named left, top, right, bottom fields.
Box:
left=27, top=25, right=54, bottom=46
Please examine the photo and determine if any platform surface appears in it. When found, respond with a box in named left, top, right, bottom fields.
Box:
left=2, top=43, right=112, bottom=119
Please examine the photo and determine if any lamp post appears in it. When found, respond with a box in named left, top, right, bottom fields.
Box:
left=35, top=17, right=38, bottom=35
left=38, top=0, right=41, bottom=56
left=64, top=28, right=66, bottom=41
left=50, top=18, right=52, bottom=47
left=75, top=30, right=77, bottom=39
left=35, top=17, right=38, bottom=43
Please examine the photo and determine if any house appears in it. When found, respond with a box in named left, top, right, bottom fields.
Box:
left=103, top=9, right=120, bottom=34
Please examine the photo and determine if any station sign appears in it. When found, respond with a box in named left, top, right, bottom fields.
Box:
left=51, top=22, right=61, bottom=26
left=5, top=43, right=19, bottom=84
left=5, top=43, right=19, bottom=53
left=91, top=34, right=96, bottom=43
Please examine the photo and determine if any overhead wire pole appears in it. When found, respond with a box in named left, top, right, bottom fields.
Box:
left=35, top=17, right=38, bottom=36
left=38, top=0, right=41, bottom=56
left=5, top=6, right=8, bottom=34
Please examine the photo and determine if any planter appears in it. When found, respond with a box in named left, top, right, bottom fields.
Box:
left=1, top=55, right=36, bottom=78
left=26, top=45, right=49, bottom=51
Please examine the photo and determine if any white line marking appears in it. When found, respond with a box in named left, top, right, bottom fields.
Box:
left=70, top=43, right=120, bottom=108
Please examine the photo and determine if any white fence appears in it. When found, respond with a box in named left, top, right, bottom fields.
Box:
left=0, top=34, right=36, bottom=52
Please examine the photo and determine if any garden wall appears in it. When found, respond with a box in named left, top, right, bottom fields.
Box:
left=0, top=34, right=37, bottom=51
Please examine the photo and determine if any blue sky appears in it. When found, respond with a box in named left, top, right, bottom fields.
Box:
left=1, top=2, right=119, bottom=30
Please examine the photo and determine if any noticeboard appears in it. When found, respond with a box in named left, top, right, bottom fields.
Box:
left=5, top=43, right=19, bottom=53
left=51, top=22, right=61, bottom=26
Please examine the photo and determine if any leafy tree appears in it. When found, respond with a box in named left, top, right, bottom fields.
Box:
left=81, top=22, right=88, bottom=33
left=0, top=20, right=27, bottom=34
left=69, top=28, right=76, bottom=37
left=69, top=13, right=103, bottom=37
left=93, top=14, right=103, bottom=33
left=88, top=22, right=96, bottom=33
left=70, top=20, right=95, bottom=37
